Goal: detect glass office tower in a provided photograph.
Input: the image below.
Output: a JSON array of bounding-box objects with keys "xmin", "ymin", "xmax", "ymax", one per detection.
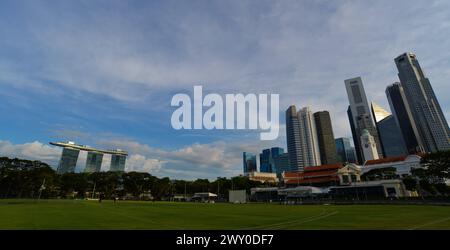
[
  {"xmin": 285, "ymin": 105, "xmax": 303, "ymax": 171},
  {"xmin": 273, "ymin": 153, "xmax": 292, "ymax": 176},
  {"xmin": 335, "ymin": 137, "xmax": 357, "ymax": 163},
  {"xmin": 395, "ymin": 52, "xmax": 450, "ymax": 152},
  {"xmin": 371, "ymin": 102, "xmax": 408, "ymax": 157},
  {"xmin": 259, "ymin": 147, "xmax": 284, "ymax": 173},
  {"xmin": 243, "ymin": 152, "xmax": 257, "ymax": 174},
  {"xmin": 386, "ymin": 82, "xmax": 424, "ymax": 153}
]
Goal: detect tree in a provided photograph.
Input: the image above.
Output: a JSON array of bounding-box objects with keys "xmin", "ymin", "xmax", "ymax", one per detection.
[
  {"xmin": 402, "ymin": 176, "xmax": 418, "ymax": 191},
  {"xmin": 60, "ymin": 173, "xmax": 89, "ymax": 198},
  {"xmin": 361, "ymin": 167, "xmax": 397, "ymax": 181},
  {"xmin": 420, "ymin": 150, "xmax": 450, "ymax": 180}
]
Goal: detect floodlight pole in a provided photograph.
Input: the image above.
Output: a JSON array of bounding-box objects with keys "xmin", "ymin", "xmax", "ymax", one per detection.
[
  {"xmin": 38, "ymin": 178, "xmax": 46, "ymax": 201},
  {"xmin": 92, "ymin": 182, "xmax": 96, "ymax": 199},
  {"xmin": 184, "ymin": 182, "xmax": 187, "ymax": 201}
]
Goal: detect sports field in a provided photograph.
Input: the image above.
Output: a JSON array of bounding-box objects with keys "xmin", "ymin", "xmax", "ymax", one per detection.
[{"xmin": 0, "ymin": 199, "xmax": 449, "ymax": 229}]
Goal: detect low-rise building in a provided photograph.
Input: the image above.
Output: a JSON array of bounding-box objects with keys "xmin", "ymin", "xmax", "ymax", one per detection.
[
  {"xmin": 247, "ymin": 172, "xmax": 278, "ymax": 183},
  {"xmin": 363, "ymin": 154, "xmax": 422, "ymax": 177},
  {"xmin": 330, "ymin": 179, "xmax": 415, "ymax": 198},
  {"xmin": 282, "ymin": 163, "xmax": 362, "ymax": 187},
  {"xmin": 191, "ymin": 192, "xmax": 218, "ymax": 202},
  {"xmin": 250, "ymin": 186, "xmax": 329, "ymax": 202}
]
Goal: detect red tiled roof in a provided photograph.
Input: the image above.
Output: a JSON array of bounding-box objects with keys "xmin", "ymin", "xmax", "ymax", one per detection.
[
  {"xmin": 284, "ymin": 164, "xmax": 342, "ymax": 177},
  {"xmin": 285, "ymin": 176, "xmax": 339, "ymax": 185},
  {"xmin": 303, "ymin": 163, "xmax": 342, "ymax": 172},
  {"xmin": 284, "ymin": 170, "xmax": 338, "ymax": 179},
  {"xmin": 364, "ymin": 155, "xmax": 407, "ymax": 166}
]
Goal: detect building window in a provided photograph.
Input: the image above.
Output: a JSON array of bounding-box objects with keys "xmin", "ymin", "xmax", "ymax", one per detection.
[
  {"xmin": 351, "ymin": 175, "xmax": 357, "ymax": 182},
  {"xmin": 351, "ymin": 85, "xmax": 363, "ymax": 103},
  {"xmin": 342, "ymin": 175, "xmax": 349, "ymax": 184}
]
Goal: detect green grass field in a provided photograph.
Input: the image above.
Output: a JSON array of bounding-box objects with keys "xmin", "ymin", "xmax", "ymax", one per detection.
[{"xmin": 1, "ymin": 199, "xmax": 450, "ymax": 229}]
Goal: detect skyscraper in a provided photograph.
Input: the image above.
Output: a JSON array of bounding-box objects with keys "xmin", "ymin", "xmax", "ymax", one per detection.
[
  {"xmin": 314, "ymin": 111, "xmax": 338, "ymax": 165},
  {"xmin": 259, "ymin": 149, "xmax": 272, "ymax": 173},
  {"xmin": 345, "ymin": 77, "xmax": 383, "ymax": 163},
  {"xmin": 56, "ymin": 147, "xmax": 80, "ymax": 174},
  {"xmin": 285, "ymin": 105, "xmax": 303, "ymax": 171},
  {"xmin": 346, "ymin": 106, "xmax": 361, "ymax": 163},
  {"xmin": 259, "ymin": 147, "xmax": 284, "ymax": 173},
  {"xmin": 298, "ymin": 107, "xmax": 321, "ymax": 167},
  {"xmin": 395, "ymin": 52, "xmax": 450, "ymax": 152},
  {"xmin": 386, "ymin": 82, "xmax": 424, "ymax": 153},
  {"xmin": 272, "ymin": 153, "xmax": 292, "ymax": 176},
  {"xmin": 371, "ymin": 102, "xmax": 408, "ymax": 157},
  {"xmin": 335, "ymin": 137, "xmax": 357, "ymax": 163},
  {"xmin": 243, "ymin": 152, "xmax": 257, "ymax": 174}
]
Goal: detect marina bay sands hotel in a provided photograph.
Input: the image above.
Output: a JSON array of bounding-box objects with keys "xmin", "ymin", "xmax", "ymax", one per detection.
[{"xmin": 50, "ymin": 141, "xmax": 128, "ymax": 174}]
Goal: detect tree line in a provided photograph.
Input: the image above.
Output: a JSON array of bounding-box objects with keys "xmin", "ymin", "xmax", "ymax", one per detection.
[
  {"xmin": 1, "ymin": 150, "xmax": 449, "ymax": 200},
  {"xmin": 0, "ymin": 157, "xmax": 269, "ymax": 200}
]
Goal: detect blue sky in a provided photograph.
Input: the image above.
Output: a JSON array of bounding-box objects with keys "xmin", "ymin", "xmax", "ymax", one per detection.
[{"xmin": 1, "ymin": 0, "xmax": 449, "ymax": 179}]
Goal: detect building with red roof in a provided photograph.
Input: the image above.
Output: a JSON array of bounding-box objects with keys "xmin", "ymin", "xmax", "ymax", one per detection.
[
  {"xmin": 282, "ymin": 163, "xmax": 362, "ymax": 187},
  {"xmin": 362, "ymin": 154, "xmax": 422, "ymax": 177}
]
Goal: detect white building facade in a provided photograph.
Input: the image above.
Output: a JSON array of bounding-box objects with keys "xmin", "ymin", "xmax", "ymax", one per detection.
[
  {"xmin": 361, "ymin": 129, "xmax": 379, "ymax": 161},
  {"xmin": 298, "ymin": 106, "xmax": 321, "ymax": 167}
]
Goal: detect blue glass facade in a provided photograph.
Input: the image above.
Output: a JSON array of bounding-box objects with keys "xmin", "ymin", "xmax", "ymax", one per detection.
[
  {"xmin": 335, "ymin": 137, "xmax": 357, "ymax": 163},
  {"xmin": 243, "ymin": 152, "xmax": 257, "ymax": 174},
  {"xmin": 273, "ymin": 153, "xmax": 292, "ymax": 176},
  {"xmin": 376, "ymin": 115, "xmax": 408, "ymax": 157},
  {"xmin": 259, "ymin": 147, "xmax": 284, "ymax": 173}
]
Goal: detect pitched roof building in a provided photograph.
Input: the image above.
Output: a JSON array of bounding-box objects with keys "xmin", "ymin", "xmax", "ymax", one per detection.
[{"xmin": 282, "ymin": 163, "xmax": 362, "ymax": 187}]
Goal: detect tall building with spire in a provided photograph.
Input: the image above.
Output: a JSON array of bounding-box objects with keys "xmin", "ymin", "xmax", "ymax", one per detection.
[
  {"xmin": 345, "ymin": 77, "xmax": 383, "ymax": 163},
  {"xmin": 395, "ymin": 52, "xmax": 450, "ymax": 152}
]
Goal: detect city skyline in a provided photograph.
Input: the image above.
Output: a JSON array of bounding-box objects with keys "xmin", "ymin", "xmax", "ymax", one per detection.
[{"xmin": 1, "ymin": 1, "xmax": 450, "ymax": 179}]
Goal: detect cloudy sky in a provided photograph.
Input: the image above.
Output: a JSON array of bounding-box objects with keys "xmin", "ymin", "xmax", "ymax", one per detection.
[{"xmin": 1, "ymin": 0, "xmax": 449, "ymax": 179}]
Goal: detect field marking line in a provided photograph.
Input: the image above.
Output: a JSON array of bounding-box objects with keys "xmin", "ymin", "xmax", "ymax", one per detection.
[
  {"xmin": 242, "ymin": 208, "xmax": 338, "ymax": 230},
  {"xmin": 268, "ymin": 211, "xmax": 340, "ymax": 230},
  {"xmin": 241, "ymin": 208, "xmax": 327, "ymax": 230},
  {"xmin": 408, "ymin": 216, "xmax": 450, "ymax": 230}
]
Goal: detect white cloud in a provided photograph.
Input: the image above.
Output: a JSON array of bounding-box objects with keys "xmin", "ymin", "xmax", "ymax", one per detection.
[
  {"xmin": 3, "ymin": 0, "xmax": 448, "ymax": 137},
  {"xmin": 0, "ymin": 1, "xmax": 449, "ymax": 178},
  {"xmin": 125, "ymin": 154, "xmax": 163, "ymax": 173},
  {"xmin": 0, "ymin": 140, "xmax": 61, "ymax": 163},
  {"xmin": 0, "ymin": 139, "xmax": 279, "ymax": 180},
  {"xmin": 96, "ymin": 138, "xmax": 281, "ymax": 179}
]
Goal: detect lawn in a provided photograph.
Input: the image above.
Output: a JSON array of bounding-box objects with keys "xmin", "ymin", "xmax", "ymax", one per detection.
[{"xmin": 0, "ymin": 199, "xmax": 449, "ymax": 229}]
